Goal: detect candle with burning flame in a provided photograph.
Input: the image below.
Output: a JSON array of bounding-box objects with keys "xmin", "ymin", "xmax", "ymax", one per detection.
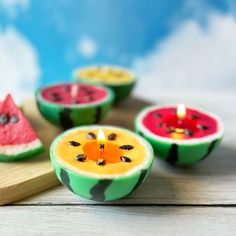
[
  {"xmin": 97, "ymin": 129, "xmax": 106, "ymax": 151},
  {"xmin": 135, "ymin": 103, "xmax": 224, "ymax": 165},
  {"xmin": 177, "ymin": 103, "xmax": 186, "ymax": 120}
]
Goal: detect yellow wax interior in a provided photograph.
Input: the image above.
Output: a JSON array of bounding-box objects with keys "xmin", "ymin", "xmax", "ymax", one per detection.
[
  {"xmin": 76, "ymin": 66, "xmax": 135, "ymax": 84},
  {"xmin": 55, "ymin": 128, "xmax": 146, "ymax": 175}
]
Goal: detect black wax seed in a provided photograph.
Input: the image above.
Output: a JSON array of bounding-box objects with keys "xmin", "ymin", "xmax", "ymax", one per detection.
[
  {"xmin": 100, "ymin": 144, "xmax": 105, "ymax": 149},
  {"xmin": 76, "ymin": 154, "xmax": 86, "ymax": 162},
  {"xmin": 184, "ymin": 129, "xmax": 193, "ymax": 136},
  {"xmin": 108, "ymin": 133, "xmax": 117, "ymax": 141},
  {"xmin": 87, "ymin": 132, "xmax": 96, "ymax": 139},
  {"xmin": 10, "ymin": 115, "xmax": 19, "ymax": 123},
  {"xmin": 0, "ymin": 113, "xmax": 9, "ymax": 125},
  {"xmin": 82, "ymin": 87, "xmax": 93, "ymax": 94},
  {"xmin": 157, "ymin": 122, "xmax": 166, "ymax": 127},
  {"xmin": 51, "ymin": 92, "xmax": 60, "ymax": 97},
  {"xmin": 190, "ymin": 114, "xmax": 199, "ymax": 119},
  {"xmin": 119, "ymin": 145, "xmax": 134, "ymax": 150},
  {"xmin": 197, "ymin": 124, "xmax": 209, "ymax": 130},
  {"xmin": 53, "ymin": 96, "xmax": 62, "ymax": 102},
  {"xmin": 71, "ymin": 99, "xmax": 80, "ymax": 104},
  {"xmin": 153, "ymin": 113, "xmax": 162, "ymax": 118},
  {"xmin": 84, "ymin": 90, "xmax": 93, "ymax": 95},
  {"xmin": 62, "ymin": 86, "xmax": 70, "ymax": 92},
  {"xmin": 167, "ymin": 126, "xmax": 175, "ymax": 133},
  {"xmin": 96, "ymin": 158, "xmax": 106, "ymax": 165},
  {"xmin": 51, "ymin": 92, "xmax": 62, "ymax": 101},
  {"xmin": 120, "ymin": 156, "xmax": 132, "ymax": 163},
  {"xmin": 69, "ymin": 141, "xmax": 81, "ymax": 146}
]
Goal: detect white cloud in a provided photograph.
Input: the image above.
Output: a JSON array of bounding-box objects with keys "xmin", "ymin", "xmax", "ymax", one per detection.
[
  {"xmin": 0, "ymin": 27, "xmax": 41, "ymax": 102},
  {"xmin": 133, "ymin": 13, "xmax": 236, "ymax": 99},
  {"xmin": 0, "ymin": 0, "xmax": 29, "ymax": 18},
  {"xmin": 77, "ymin": 36, "xmax": 97, "ymax": 58}
]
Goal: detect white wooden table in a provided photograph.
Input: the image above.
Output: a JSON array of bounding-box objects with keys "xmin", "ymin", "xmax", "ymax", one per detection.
[{"xmin": 1, "ymin": 91, "xmax": 236, "ymax": 236}]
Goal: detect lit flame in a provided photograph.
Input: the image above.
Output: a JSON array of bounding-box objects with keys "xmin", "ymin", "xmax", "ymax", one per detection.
[
  {"xmin": 97, "ymin": 129, "xmax": 106, "ymax": 145},
  {"xmin": 177, "ymin": 103, "xmax": 186, "ymax": 119}
]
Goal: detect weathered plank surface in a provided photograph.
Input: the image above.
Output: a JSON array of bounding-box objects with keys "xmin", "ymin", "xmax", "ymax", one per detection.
[
  {"xmin": 18, "ymin": 145, "xmax": 236, "ymax": 205},
  {"xmin": 0, "ymin": 206, "xmax": 235, "ymax": 236}
]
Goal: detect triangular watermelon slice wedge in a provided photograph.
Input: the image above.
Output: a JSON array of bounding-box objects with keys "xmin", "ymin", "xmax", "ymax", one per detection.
[{"xmin": 0, "ymin": 94, "xmax": 44, "ymax": 161}]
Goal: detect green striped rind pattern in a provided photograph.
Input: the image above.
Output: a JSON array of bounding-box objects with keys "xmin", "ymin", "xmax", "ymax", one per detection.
[
  {"xmin": 73, "ymin": 74, "xmax": 136, "ymax": 103},
  {"xmin": 50, "ymin": 126, "xmax": 154, "ymax": 201},
  {"xmin": 0, "ymin": 144, "xmax": 44, "ymax": 162},
  {"xmin": 135, "ymin": 131, "xmax": 222, "ymax": 165},
  {"xmin": 135, "ymin": 108, "xmax": 224, "ymax": 166},
  {"xmin": 51, "ymin": 156, "xmax": 152, "ymax": 201},
  {"xmin": 35, "ymin": 87, "xmax": 114, "ymax": 129}
]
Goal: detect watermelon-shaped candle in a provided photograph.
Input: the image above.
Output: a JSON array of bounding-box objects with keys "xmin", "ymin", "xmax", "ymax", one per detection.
[
  {"xmin": 135, "ymin": 104, "xmax": 224, "ymax": 166},
  {"xmin": 50, "ymin": 125, "xmax": 154, "ymax": 201},
  {"xmin": 36, "ymin": 83, "xmax": 114, "ymax": 129},
  {"xmin": 0, "ymin": 94, "xmax": 43, "ymax": 162},
  {"xmin": 73, "ymin": 65, "xmax": 136, "ymax": 103}
]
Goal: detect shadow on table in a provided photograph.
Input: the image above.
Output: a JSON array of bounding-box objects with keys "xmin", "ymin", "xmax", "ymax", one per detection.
[
  {"xmin": 105, "ymin": 163, "xmax": 181, "ymax": 209},
  {"xmin": 108, "ymin": 145, "xmax": 236, "ymax": 207},
  {"xmin": 157, "ymin": 144, "xmax": 236, "ymax": 176}
]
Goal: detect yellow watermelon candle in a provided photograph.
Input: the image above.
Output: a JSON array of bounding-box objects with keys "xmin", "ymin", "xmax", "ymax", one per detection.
[
  {"xmin": 73, "ymin": 65, "xmax": 136, "ymax": 103},
  {"xmin": 50, "ymin": 125, "xmax": 154, "ymax": 201}
]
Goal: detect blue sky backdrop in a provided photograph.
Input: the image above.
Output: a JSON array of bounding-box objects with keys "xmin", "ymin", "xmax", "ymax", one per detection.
[{"xmin": 0, "ymin": 0, "xmax": 235, "ymax": 101}]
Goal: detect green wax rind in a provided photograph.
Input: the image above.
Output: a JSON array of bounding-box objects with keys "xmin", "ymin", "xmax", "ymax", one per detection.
[
  {"xmin": 50, "ymin": 125, "xmax": 154, "ymax": 201},
  {"xmin": 107, "ymin": 81, "xmax": 136, "ymax": 103},
  {"xmin": 135, "ymin": 105, "xmax": 224, "ymax": 166},
  {"xmin": 52, "ymin": 158, "xmax": 151, "ymax": 201},
  {"xmin": 0, "ymin": 145, "xmax": 44, "ymax": 162},
  {"xmin": 35, "ymin": 85, "xmax": 114, "ymax": 129}
]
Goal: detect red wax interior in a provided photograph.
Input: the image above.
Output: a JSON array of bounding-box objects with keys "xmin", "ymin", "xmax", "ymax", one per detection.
[
  {"xmin": 143, "ymin": 107, "xmax": 218, "ymax": 139},
  {"xmin": 41, "ymin": 83, "xmax": 107, "ymax": 105},
  {"xmin": 0, "ymin": 94, "xmax": 37, "ymax": 145}
]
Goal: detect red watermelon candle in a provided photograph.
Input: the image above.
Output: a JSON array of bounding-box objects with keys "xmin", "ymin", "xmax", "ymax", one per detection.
[
  {"xmin": 135, "ymin": 104, "xmax": 224, "ymax": 166},
  {"xmin": 35, "ymin": 83, "xmax": 114, "ymax": 129}
]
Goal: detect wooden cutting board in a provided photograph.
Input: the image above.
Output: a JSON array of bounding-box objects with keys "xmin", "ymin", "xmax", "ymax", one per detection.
[{"xmin": 0, "ymin": 97, "xmax": 152, "ymax": 205}]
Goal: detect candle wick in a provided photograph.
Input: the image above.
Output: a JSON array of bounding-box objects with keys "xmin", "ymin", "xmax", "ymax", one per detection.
[
  {"xmin": 99, "ymin": 144, "xmax": 105, "ymax": 155},
  {"xmin": 178, "ymin": 118, "xmax": 182, "ymax": 125},
  {"xmin": 71, "ymin": 84, "xmax": 79, "ymax": 98}
]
